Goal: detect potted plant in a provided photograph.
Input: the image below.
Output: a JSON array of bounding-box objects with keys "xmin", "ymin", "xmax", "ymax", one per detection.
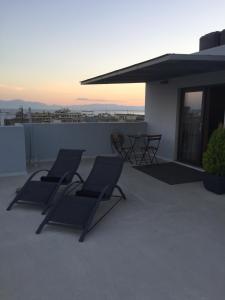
[{"xmin": 202, "ymin": 125, "xmax": 225, "ymax": 194}]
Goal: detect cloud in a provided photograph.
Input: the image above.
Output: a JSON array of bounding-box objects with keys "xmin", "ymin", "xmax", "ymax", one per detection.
[
  {"xmin": 76, "ymin": 97, "xmax": 113, "ymax": 103},
  {"xmin": 0, "ymin": 84, "xmax": 25, "ymax": 91},
  {"xmin": 76, "ymin": 97, "xmax": 89, "ymax": 101}
]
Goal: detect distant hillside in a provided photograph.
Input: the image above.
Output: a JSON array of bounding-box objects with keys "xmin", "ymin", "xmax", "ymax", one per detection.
[
  {"xmin": 0, "ymin": 99, "xmax": 60, "ymax": 110},
  {"xmin": 0, "ymin": 99, "xmax": 144, "ymax": 112}
]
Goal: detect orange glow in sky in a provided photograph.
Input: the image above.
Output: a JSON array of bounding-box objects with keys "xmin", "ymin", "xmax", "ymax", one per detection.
[{"xmin": 0, "ymin": 81, "xmax": 144, "ymax": 106}]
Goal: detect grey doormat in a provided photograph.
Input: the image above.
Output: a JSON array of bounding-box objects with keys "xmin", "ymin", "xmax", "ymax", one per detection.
[{"xmin": 134, "ymin": 162, "xmax": 204, "ymax": 185}]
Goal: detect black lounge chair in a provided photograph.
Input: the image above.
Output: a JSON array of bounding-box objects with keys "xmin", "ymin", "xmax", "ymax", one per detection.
[
  {"xmin": 6, "ymin": 149, "xmax": 84, "ymax": 211},
  {"xmin": 35, "ymin": 156, "xmax": 126, "ymax": 242}
]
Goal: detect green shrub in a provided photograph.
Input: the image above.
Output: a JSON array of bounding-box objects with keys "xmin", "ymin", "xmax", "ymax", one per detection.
[{"xmin": 203, "ymin": 126, "xmax": 225, "ymax": 176}]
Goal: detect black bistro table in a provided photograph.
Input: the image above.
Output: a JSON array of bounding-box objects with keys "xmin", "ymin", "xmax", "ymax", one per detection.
[{"xmin": 127, "ymin": 134, "xmax": 162, "ymax": 165}]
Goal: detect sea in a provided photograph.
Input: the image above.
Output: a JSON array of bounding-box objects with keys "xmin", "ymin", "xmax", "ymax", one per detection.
[{"xmin": 84, "ymin": 110, "xmax": 144, "ymax": 115}]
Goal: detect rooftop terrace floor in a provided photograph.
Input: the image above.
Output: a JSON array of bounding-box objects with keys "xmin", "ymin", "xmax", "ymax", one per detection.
[{"xmin": 1, "ymin": 159, "xmax": 225, "ymax": 300}]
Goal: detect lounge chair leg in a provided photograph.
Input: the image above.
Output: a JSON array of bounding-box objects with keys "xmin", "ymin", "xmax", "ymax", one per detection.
[
  {"xmin": 82, "ymin": 197, "xmax": 122, "ymax": 242},
  {"xmin": 78, "ymin": 203, "xmax": 100, "ymax": 243},
  {"xmin": 36, "ymin": 203, "xmax": 58, "ymax": 234},
  {"xmin": 115, "ymin": 185, "xmax": 126, "ymax": 200},
  {"xmin": 6, "ymin": 197, "xmax": 18, "ymax": 211},
  {"xmin": 36, "ymin": 222, "xmax": 45, "ymax": 234},
  {"xmin": 41, "ymin": 203, "xmax": 52, "ymax": 215},
  {"xmin": 36, "ymin": 215, "xmax": 50, "ymax": 234},
  {"xmin": 79, "ymin": 229, "xmax": 88, "ymax": 242}
]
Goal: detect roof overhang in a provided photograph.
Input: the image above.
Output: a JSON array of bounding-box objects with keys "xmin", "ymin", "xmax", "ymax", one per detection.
[{"xmin": 81, "ymin": 53, "xmax": 225, "ymax": 85}]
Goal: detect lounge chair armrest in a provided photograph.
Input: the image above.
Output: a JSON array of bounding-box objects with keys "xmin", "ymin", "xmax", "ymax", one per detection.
[
  {"xmin": 48, "ymin": 181, "xmax": 83, "ymax": 211},
  {"xmin": 96, "ymin": 184, "xmax": 126, "ymax": 201},
  {"xmin": 96, "ymin": 184, "xmax": 114, "ymax": 202},
  {"xmin": 47, "ymin": 171, "xmax": 76, "ymax": 194},
  {"xmin": 114, "ymin": 185, "xmax": 126, "ymax": 199},
  {"xmin": 16, "ymin": 169, "xmax": 49, "ymax": 195},
  {"xmin": 56, "ymin": 171, "xmax": 70, "ymax": 185},
  {"xmin": 26, "ymin": 169, "xmax": 49, "ymax": 183},
  {"xmin": 73, "ymin": 172, "xmax": 84, "ymax": 183},
  {"xmin": 63, "ymin": 181, "xmax": 84, "ymax": 196},
  {"xmin": 40, "ymin": 177, "xmax": 83, "ymax": 215}
]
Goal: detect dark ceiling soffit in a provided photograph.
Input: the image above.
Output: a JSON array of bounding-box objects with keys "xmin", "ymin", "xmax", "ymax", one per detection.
[
  {"xmin": 81, "ymin": 53, "xmax": 171, "ymax": 85},
  {"xmin": 81, "ymin": 53, "xmax": 225, "ymax": 85}
]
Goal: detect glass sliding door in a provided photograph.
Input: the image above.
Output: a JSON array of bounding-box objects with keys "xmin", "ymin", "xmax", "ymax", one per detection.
[{"xmin": 178, "ymin": 90, "xmax": 204, "ymax": 166}]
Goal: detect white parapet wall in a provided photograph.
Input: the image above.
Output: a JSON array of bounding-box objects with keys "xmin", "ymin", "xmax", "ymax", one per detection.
[
  {"xmin": 23, "ymin": 122, "xmax": 147, "ymax": 162},
  {"xmin": 0, "ymin": 125, "xmax": 27, "ymax": 176}
]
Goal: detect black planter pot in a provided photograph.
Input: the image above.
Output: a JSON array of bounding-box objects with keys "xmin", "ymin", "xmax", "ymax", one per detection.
[{"xmin": 203, "ymin": 172, "xmax": 225, "ymax": 194}]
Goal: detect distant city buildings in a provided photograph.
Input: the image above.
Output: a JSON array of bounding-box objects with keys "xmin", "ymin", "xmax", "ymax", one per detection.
[{"xmin": 1, "ymin": 107, "xmax": 144, "ymax": 125}]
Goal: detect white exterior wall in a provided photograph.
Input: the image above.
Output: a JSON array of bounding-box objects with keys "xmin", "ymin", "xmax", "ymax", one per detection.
[
  {"xmin": 145, "ymin": 82, "xmax": 178, "ymax": 160},
  {"xmin": 145, "ymin": 45, "xmax": 225, "ymax": 161},
  {"xmin": 0, "ymin": 122, "xmax": 147, "ymax": 175},
  {"xmin": 23, "ymin": 122, "xmax": 147, "ymax": 162}
]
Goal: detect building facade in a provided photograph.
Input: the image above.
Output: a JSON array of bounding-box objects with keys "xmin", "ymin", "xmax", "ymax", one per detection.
[{"xmin": 82, "ymin": 30, "xmax": 225, "ymax": 167}]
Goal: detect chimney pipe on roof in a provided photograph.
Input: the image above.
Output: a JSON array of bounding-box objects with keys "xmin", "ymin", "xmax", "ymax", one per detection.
[
  {"xmin": 220, "ymin": 29, "xmax": 225, "ymax": 46},
  {"xmin": 199, "ymin": 31, "xmax": 220, "ymax": 51}
]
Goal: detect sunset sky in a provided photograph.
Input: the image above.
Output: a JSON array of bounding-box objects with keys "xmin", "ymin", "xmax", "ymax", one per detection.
[{"xmin": 1, "ymin": 0, "xmax": 225, "ymax": 106}]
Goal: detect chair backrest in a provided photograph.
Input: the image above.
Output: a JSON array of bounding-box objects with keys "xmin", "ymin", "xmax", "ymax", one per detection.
[
  {"xmin": 148, "ymin": 134, "xmax": 162, "ymax": 141},
  {"xmin": 148, "ymin": 134, "xmax": 162, "ymax": 148},
  {"xmin": 48, "ymin": 149, "xmax": 84, "ymax": 182},
  {"xmin": 81, "ymin": 156, "xmax": 124, "ymax": 199},
  {"xmin": 111, "ymin": 133, "xmax": 125, "ymax": 152}
]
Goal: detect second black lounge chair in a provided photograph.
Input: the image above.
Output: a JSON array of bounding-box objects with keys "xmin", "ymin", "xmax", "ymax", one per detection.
[
  {"xmin": 36, "ymin": 156, "xmax": 126, "ymax": 242},
  {"xmin": 6, "ymin": 149, "xmax": 84, "ymax": 211}
]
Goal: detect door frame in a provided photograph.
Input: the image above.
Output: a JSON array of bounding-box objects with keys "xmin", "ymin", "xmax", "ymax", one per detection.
[{"xmin": 177, "ymin": 87, "xmax": 208, "ymax": 166}]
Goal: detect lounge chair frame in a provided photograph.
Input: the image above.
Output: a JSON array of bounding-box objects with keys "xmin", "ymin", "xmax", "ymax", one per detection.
[
  {"xmin": 36, "ymin": 181, "xmax": 126, "ymax": 242},
  {"xmin": 6, "ymin": 149, "xmax": 84, "ymax": 211}
]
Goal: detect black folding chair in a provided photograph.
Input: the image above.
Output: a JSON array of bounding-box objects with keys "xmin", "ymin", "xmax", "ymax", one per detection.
[
  {"xmin": 36, "ymin": 156, "xmax": 126, "ymax": 242},
  {"xmin": 141, "ymin": 135, "xmax": 162, "ymax": 164},
  {"xmin": 111, "ymin": 133, "xmax": 131, "ymax": 161},
  {"xmin": 6, "ymin": 149, "xmax": 85, "ymax": 211}
]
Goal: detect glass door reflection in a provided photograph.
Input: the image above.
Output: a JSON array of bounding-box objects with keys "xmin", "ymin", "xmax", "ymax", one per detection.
[{"xmin": 178, "ymin": 90, "xmax": 204, "ymax": 166}]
